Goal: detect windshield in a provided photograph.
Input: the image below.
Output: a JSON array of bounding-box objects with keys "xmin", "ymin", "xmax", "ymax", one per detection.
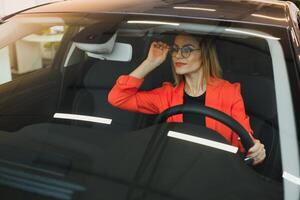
[{"xmin": 0, "ymin": 13, "xmax": 289, "ymax": 200}]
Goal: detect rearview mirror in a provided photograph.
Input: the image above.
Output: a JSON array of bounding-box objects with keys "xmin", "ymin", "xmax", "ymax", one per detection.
[{"xmin": 86, "ymin": 42, "xmax": 132, "ymax": 62}]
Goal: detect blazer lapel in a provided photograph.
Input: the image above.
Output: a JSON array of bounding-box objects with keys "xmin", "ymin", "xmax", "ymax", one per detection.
[
  {"xmin": 168, "ymin": 81, "xmax": 184, "ymax": 122},
  {"xmin": 205, "ymin": 78, "xmax": 222, "ymax": 130}
]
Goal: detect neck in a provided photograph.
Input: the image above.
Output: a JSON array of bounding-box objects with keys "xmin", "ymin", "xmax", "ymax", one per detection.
[{"xmin": 184, "ymin": 69, "xmax": 206, "ymax": 97}]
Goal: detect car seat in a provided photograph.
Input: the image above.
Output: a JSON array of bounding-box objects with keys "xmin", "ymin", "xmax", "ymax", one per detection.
[
  {"xmin": 216, "ymin": 37, "xmax": 282, "ymax": 181},
  {"xmin": 58, "ymin": 36, "xmax": 154, "ymax": 132}
]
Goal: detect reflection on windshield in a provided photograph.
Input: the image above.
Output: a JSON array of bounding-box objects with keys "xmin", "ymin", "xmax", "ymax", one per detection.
[
  {"xmin": 0, "ymin": 15, "xmax": 284, "ymax": 199},
  {"xmin": 53, "ymin": 113, "xmax": 112, "ymax": 124},
  {"xmin": 167, "ymin": 130, "xmax": 238, "ymax": 153}
]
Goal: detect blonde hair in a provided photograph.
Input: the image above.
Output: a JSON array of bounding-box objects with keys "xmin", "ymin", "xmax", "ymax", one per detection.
[{"xmin": 172, "ymin": 36, "xmax": 222, "ymax": 86}]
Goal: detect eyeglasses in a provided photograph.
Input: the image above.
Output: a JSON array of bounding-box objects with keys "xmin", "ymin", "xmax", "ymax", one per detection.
[{"xmin": 169, "ymin": 46, "xmax": 201, "ymax": 58}]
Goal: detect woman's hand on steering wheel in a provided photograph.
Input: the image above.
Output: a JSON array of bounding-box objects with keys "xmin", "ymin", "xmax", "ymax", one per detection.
[{"xmin": 247, "ymin": 139, "xmax": 266, "ymax": 165}]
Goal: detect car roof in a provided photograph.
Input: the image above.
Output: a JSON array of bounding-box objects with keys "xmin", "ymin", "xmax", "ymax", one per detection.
[{"xmin": 21, "ymin": 0, "xmax": 293, "ymax": 28}]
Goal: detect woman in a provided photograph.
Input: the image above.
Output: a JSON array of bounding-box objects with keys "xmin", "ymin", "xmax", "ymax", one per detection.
[{"xmin": 108, "ymin": 34, "xmax": 266, "ymax": 165}]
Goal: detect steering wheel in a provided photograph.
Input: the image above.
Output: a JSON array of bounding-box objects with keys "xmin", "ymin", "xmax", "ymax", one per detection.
[{"xmin": 154, "ymin": 104, "xmax": 254, "ymax": 152}]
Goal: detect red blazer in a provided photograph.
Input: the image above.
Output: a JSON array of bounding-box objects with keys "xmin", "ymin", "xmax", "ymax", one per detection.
[{"xmin": 108, "ymin": 75, "xmax": 254, "ymax": 152}]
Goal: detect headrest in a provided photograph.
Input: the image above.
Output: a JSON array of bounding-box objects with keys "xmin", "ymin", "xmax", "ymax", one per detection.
[
  {"xmin": 83, "ymin": 61, "xmax": 134, "ymax": 89},
  {"xmin": 216, "ymin": 38, "xmax": 273, "ymax": 79},
  {"xmin": 223, "ymin": 73, "xmax": 276, "ymax": 119}
]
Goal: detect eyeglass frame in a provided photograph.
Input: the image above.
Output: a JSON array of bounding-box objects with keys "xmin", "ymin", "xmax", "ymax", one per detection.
[{"xmin": 169, "ymin": 45, "xmax": 201, "ymax": 58}]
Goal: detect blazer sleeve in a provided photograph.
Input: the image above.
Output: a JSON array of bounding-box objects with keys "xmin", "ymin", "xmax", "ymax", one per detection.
[
  {"xmin": 230, "ymin": 83, "xmax": 255, "ymax": 151},
  {"xmin": 108, "ymin": 75, "xmax": 170, "ymax": 114}
]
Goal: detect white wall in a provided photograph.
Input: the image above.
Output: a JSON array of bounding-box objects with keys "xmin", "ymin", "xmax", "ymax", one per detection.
[
  {"xmin": 0, "ymin": 0, "xmax": 59, "ymax": 84},
  {"xmin": 0, "ymin": 47, "xmax": 12, "ymax": 84},
  {"xmin": 0, "ymin": 0, "xmax": 59, "ymax": 17}
]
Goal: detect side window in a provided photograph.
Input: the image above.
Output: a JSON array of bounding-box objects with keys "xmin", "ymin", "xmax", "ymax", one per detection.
[{"xmin": 0, "ymin": 25, "xmax": 67, "ymax": 85}]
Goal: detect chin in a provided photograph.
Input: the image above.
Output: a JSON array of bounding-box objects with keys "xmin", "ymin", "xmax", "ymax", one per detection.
[
  {"xmin": 175, "ymin": 66, "xmax": 202, "ymax": 76},
  {"xmin": 175, "ymin": 70, "xmax": 187, "ymax": 75},
  {"xmin": 175, "ymin": 68, "xmax": 193, "ymax": 75}
]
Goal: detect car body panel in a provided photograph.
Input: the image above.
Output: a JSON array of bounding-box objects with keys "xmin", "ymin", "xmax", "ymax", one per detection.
[
  {"xmin": 0, "ymin": 1, "xmax": 299, "ymax": 200},
  {"xmin": 20, "ymin": 0, "xmax": 290, "ymax": 27}
]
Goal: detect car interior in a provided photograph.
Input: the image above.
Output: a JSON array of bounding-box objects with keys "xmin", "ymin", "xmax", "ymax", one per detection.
[
  {"xmin": 0, "ymin": 18, "xmax": 285, "ymax": 199},
  {"xmin": 56, "ymin": 22, "xmax": 282, "ymax": 182}
]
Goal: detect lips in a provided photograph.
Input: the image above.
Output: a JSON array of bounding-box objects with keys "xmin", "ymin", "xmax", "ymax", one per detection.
[{"xmin": 175, "ymin": 62, "xmax": 187, "ymax": 67}]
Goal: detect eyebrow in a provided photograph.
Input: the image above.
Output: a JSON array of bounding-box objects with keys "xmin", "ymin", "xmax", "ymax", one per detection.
[{"xmin": 173, "ymin": 44, "xmax": 196, "ymax": 48}]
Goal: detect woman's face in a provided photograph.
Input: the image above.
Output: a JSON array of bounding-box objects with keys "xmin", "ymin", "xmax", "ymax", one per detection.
[{"xmin": 171, "ymin": 35, "xmax": 202, "ymax": 75}]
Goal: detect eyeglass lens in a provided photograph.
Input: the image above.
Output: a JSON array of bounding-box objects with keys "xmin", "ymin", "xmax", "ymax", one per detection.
[{"xmin": 171, "ymin": 46, "xmax": 193, "ymax": 58}]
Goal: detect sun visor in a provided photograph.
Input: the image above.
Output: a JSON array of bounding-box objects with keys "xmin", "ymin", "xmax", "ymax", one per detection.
[{"xmin": 72, "ymin": 22, "xmax": 118, "ymax": 54}]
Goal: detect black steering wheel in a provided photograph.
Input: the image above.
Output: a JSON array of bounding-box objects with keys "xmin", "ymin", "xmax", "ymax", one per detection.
[{"xmin": 154, "ymin": 104, "xmax": 254, "ymax": 152}]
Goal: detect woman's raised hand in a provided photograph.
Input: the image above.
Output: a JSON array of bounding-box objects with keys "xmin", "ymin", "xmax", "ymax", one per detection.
[
  {"xmin": 129, "ymin": 41, "xmax": 169, "ymax": 79},
  {"xmin": 144, "ymin": 41, "xmax": 170, "ymax": 70}
]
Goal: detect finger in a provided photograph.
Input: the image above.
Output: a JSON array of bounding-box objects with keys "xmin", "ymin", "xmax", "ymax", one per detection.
[
  {"xmin": 151, "ymin": 42, "xmax": 158, "ymax": 49},
  {"xmin": 251, "ymin": 148, "xmax": 266, "ymax": 165},
  {"xmin": 247, "ymin": 152, "xmax": 259, "ymax": 160},
  {"xmin": 256, "ymin": 149, "xmax": 265, "ymax": 161},
  {"xmin": 258, "ymin": 144, "xmax": 264, "ymax": 153},
  {"xmin": 253, "ymin": 154, "xmax": 265, "ymax": 165},
  {"xmin": 256, "ymin": 153, "xmax": 265, "ymax": 162},
  {"xmin": 252, "ymin": 155, "xmax": 262, "ymax": 165},
  {"xmin": 247, "ymin": 145, "xmax": 263, "ymax": 159},
  {"xmin": 157, "ymin": 43, "xmax": 164, "ymax": 50},
  {"xmin": 248, "ymin": 140, "xmax": 261, "ymax": 153},
  {"xmin": 161, "ymin": 43, "xmax": 168, "ymax": 50},
  {"xmin": 257, "ymin": 144, "xmax": 265, "ymax": 159},
  {"xmin": 249, "ymin": 145, "xmax": 264, "ymax": 158},
  {"xmin": 258, "ymin": 148, "xmax": 266, "ymax": 160},
  {"xmin": 158, "ymin": 41, "xmax": 167, "ymax": 47},
  {"xmin": 165, "ymin": 44, "xmax": 170, "ymax": 51},
  {"xmin": 158, "ymin": 41, "xmax": 165, "ymax": 45},
  {"xmin": 154, "ymin": 41, "xmax": 163, "ymax": 46},
  {"xmin": 248, "ymin": 143, "xmax": 259, "ymax": 155},
  {"xmin": 163, "ymin": 45, "xmax": 169, "ymax": 53},
  {"xmin": 256, "ymin": 142, "xmax": 264, "ymax": 154}
]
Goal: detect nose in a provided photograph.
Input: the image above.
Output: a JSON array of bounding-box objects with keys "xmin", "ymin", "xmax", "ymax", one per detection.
[{"xmin": 175, "ymin": 49, "xmax": 183, "ymax": 59}]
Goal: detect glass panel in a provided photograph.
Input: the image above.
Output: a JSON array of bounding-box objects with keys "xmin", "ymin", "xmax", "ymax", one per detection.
[
  {"xmin": 0, "ymin": 25, "xmax": 67, "ymax": 85},
  {"xmin": 0, "ymin": 14, "xmax": 288, "ymax": 198}
]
